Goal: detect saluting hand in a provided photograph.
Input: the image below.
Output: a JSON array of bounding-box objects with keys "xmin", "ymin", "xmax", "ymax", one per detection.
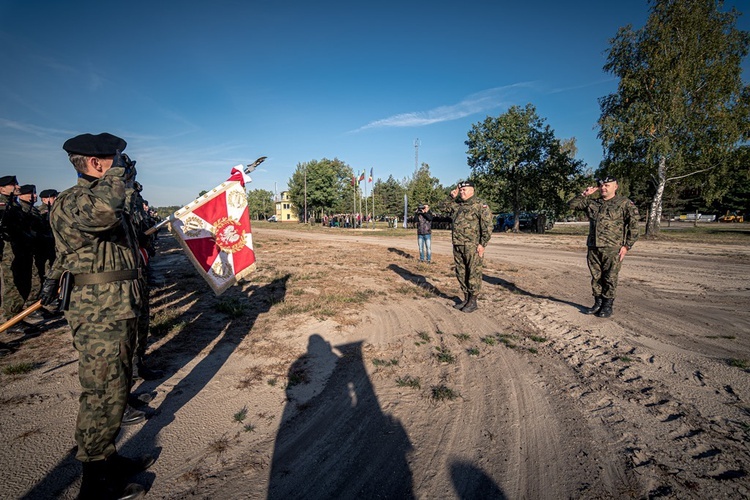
[{"xmin": 582, "ymin": 186, "xmax": 599, "ymax": 197}]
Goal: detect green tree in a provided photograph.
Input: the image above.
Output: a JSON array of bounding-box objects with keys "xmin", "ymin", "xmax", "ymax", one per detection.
[
  {"xmin": 373, "ymin": 175, "xmax": 405, "ymax": 218},
  {"xmin": 287, "ymin": 158, "xmax": 354, "ymax": 220},
  {"xmin": 598, "ymin": 0, "xmax": 749, "ymax": 236},
  {"xmin": 405, "ymin": 163, "xmax": 444, "ymax": 213},
  {"xmin": 466, "ymin": 104, "xmax": 586, "ymax": 231},
  {"xmin": 246, "ymin": 188, "xmax": 274, "ymax": 220}
]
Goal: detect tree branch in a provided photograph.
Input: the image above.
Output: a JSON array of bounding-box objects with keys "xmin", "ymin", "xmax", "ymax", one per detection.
[{"xmin": 665, "ymin": 164, "xmax": 719, "ymax": 182}]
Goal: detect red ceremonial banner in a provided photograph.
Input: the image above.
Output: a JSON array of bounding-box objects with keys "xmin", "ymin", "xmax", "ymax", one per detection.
[{"xmin": 169, "ymin": 167, "xmax": 256, "ymax": 295}]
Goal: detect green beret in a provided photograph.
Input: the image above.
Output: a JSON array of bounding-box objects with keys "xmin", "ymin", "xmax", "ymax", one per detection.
[
  {"xmin": 0, "ymin": 175, "xmax": 18, "ymax": 186},
  {"xmin": 63, "ymin": 132, "xmax": 126, "ymax": 156}
]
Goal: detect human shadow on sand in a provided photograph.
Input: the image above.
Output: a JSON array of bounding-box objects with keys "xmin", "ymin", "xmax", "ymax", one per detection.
[
  {"xmin": 482, "ymin": 274, "xmax": 585, "ymax": 311},
  {"xmin": 268, "ymin": 337, "xmax": 414, "ymax": 499},
  {"xmin": 450, "ymin": 460, "xmax": 507, "ymax": 499},
  {"xmin": 20, "ymin": 256, "xmax": 288, "ymax": 498},
  {"xmin": 387, "ymin": 264, "xmax": 452, "ymax": 300},
  {"xmin": 387, "ymin": 247, "xmax": 415, "ymax": 259}
]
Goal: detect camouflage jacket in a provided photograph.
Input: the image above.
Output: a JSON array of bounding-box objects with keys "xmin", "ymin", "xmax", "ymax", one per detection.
[
  {"xmin": 569, "ymin": 194, "xmax": 640, "ymax": 249},
  {"xmin": 447, "ymin": 195, "xmax": 493, "ymax": 247},
  {"xmin": 48, "ymin": 166, "xmax": 142, "ymax": 323}
]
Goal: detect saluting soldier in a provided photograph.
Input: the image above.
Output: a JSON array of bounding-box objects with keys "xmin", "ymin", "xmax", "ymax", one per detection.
[
  {"xmin": 0, "ymin": 175, "xmax": 29, "ymax": 331},
  {"xmin": 17, "ymin": 184, "xmax": 44, "ymax": 306},
  {"xmin": 447, "ymin": 181, "xmax": 493, "ymax": 313},
  {"xmin": 39, "ymin": 132, "xmax": 154, "ymax": 499},
  {"xmin": 37, "ymin": 189, "xmax": 58, "ymax": 273},
  {"xmin": 568, "ymin": 175, "xmax": 639, "ymax": 317}
]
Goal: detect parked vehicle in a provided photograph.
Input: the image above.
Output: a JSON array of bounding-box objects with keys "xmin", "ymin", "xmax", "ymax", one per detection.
[
  {"xmin": 719, "ymin": 211, "xmax": 744, "ymax": 223},
  {"xmin": 267, "ymin": 215, "xmax": 278, "ymax": 222}
]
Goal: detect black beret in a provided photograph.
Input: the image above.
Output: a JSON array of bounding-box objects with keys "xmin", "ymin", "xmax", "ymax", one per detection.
[
  {"xmin": 63, "ymin": 132, "xmax": 126, "ymax": 156},
  {"xmin": 19, "ymin": 184, "xmax": 36, "ymax": 195},
  {"xmin": 457, "ymin": 181, "xmax": 474, "ymax": 188},
  {"xmin": 39, "ymin": 189, "xmax": 59, "ymax": 198},
  {"xmin": 0, "ymin": 175, "xmax": 17, "ymax": 186},
  {"xmin": 597, "ymin": 176, "xmax": 618, "ymax": 184}
]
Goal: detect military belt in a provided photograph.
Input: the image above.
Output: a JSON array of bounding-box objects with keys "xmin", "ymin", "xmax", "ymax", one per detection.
[{"xmin": 73, "ymin": 268, "xmax": 141, "ymax": 286}]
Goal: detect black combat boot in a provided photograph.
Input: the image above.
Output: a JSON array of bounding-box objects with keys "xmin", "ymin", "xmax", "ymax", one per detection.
[
  {"xmin": 107, "ymin": 452, "xmax": 156, "ymax": 482},
  {"xmin": 596, "ymin": 298, "xmax": 614, "ymax": 318},
  {"xmin": 586, "ymin": 296, "xmax": 603, "ymax": 315},
  {"xmin": 79, "ymin": 460, "xmax": 146, "ymax": 500},
  {"xmin": 133, "ymin": 355, "xmax": 164, "ymax": 381},
  {"xmin": 462, "ymin": 294, "xmax": 478, "ymax": 313},
  {"xmin": 453, "ymin": 293, "xmax": 469, "ymax": 310},
  {"xmin": 121, "ymin": 405, "xmax": 146, "ymax": 426}
]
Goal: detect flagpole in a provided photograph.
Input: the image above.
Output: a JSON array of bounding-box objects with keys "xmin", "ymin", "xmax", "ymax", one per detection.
[
  {"xmin": 371, "ymin": 168, "xmax": 375, "ymax": 229},
  {"xmin": 364, "ymin": 177, "xmax": 368, "ymax": 228}
]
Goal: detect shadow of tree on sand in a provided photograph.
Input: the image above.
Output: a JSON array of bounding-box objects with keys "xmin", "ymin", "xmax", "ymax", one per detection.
[{"xmin": 268, "ymin": 337, "xmax": 414, "ymax": 499}]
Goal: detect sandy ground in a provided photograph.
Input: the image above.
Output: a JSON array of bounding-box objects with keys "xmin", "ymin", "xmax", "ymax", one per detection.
[{"xmin": 1, "ymin": 225, "xmax": 749, "ymax": 499}]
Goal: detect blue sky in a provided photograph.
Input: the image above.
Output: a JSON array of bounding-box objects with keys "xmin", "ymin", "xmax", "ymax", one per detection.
[{"xmin": 1, "ymin": 0, "xmax": 748, "ymax": 207}]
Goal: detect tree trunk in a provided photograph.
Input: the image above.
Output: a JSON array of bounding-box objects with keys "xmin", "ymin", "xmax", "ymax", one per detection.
[{"xmin": 646, "ymin": 156, "xmax": 667, "ymax": 237}]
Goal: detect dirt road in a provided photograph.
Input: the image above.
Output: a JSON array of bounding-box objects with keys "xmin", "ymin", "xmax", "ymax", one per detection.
[{"xmin": 1, "ymin": 227, "xmax": 749, "ymax": 499}]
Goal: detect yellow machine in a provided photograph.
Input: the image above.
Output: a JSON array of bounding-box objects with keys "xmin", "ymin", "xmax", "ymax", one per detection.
[{"xmin": 719, "ymin": 211, "xmax": 745, "ymax": 223}]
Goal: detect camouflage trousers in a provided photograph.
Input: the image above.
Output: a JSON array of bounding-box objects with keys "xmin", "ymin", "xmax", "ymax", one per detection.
[
  {"xmin": 136, "ymin": 278, "xmax": 150, "ymax": 358},
  {"xmin": 1, "ymin": 243, "xmax": 31, "ymax": 317},
  {"xmin": 453, "ymin": 244, "xmax": 483, "ymax": 295},
  {"xmin": 586, "ymin": 246, "xmax": 622, "ymax": 299},
  {"xmin": 71, "ymin": 317, "xmax": 137, "ymax": 462}
]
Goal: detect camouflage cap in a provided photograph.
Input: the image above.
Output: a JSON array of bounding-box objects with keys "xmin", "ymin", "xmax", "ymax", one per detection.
[{"xmin": 63, "ymin": 132, "xmax": 126, "ymax": 156}]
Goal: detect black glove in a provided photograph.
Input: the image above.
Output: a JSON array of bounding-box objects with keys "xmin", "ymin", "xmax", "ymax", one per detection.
[{"xmin": 39, "ymin": 278, "xmax": 58, "ymax": 306}]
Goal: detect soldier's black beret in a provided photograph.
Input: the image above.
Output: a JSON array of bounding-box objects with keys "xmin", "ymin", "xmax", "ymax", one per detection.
[
  {"xmin": 0, "ymin": 175, "xmax": 18, "ymax": 186},
  {"xmin": 62, "ymin": 132, "xmax": 126, "ymax": 156},
  {"xmin": 39, "ymin": 189, "xmax": 59, "ymax": 198},
  {"xmin": 19, "ymin": 184, "xmax": 36, "ymax": 195},
  {"xmin": 597, "ymin": 176, "xmax": 617, "ymax": 184},
  {"xmin": 457, "ymin": 181, "xmax": 474, "ymax": 188}
]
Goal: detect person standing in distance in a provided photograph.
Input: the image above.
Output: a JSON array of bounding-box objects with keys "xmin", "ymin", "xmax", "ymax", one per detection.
[
  {"xmin": 568, "ymin": 175, "xmax": 639, "ymax": 318},
  {"xmin": 415, "ymin": 203, "xmax": 433, "ymax": 263},
  {"xmin": 447, "ymin": 181, "xmax": 492, "ymax": 313},
  {"xmin": 39, "ymin": 132, "xmax": 154, "ymax": 499}
]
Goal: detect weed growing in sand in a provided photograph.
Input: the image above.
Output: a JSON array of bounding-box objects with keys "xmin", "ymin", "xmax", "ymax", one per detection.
[
  {"xmin": 372, "ymin": 358, "xmax": 399, "ymax": 367},
  {"xmin": 529, "ymin": 335, "xmax": 547, "ymax": 343},
  {"xmin": 216, "ymin": 297, "xmax": 247, "ymax": 318},
  {"xmin": 434, "ymin": 346, "xmax": 456, "ymax": 364},
  {"xmin": 481, "ymin": 336, "xmax": 497, "ymax": 346},
  {"xmin": 467, "ymin": 347, "xmax": 480, "ymax": 356},
  {"xmin": 233, "ymin": 406, "xmax": 248, "ymax": 423},
  {"xmin": 728, "ymin": 359, "xmax": 750, "ymax": 371},
  {"xmin": 267, "ymin": 377, "xmax": 278, "ymax": 386},
  {"xmin": 287, "ymin": 365, "xmax": 309, "ymax": 387},
  {"xmin": 417, "ymin": 331, "xmax": 431, "ymax": 344},
  {"xmin": 208, "ymin": 434, "xmax": 232, "ymax": 456},
  {"xmin": 151, "ymin": 309, "xmax": 185, "ymax": 337},
  {"xmin": 616, "ymin": 355, "xmax": 633, "ymax": 363},
  {"xmin": 528, "ymin": 347, "xmax": 538, "ymax": 354},
  {"xmin": 431, "ymin": 384, "xmax": 459, "ymax": 402},
  {"xmin": 497, "ymin": 334, "xmax": 517, "ymax": 349},
  {"xmin": 243, "ymin": 423, "xmax": 256, "ymax": 433},
  {"xmin": 2, "ymin": 362, "xmax": 34, "ymax": 375},
  {"xmin": 453, "ymin": 333, "xmax": 471, "ymax": 342},
  {"xmin": 396, "ymin": 375, "xmax": 421, "ymax": 389}
]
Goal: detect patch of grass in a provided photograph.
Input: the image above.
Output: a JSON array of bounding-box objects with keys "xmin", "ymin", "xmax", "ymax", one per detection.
[
  {"xmin": 216, "ymin": 297, "xmax": 247, "ymax": 318},
  {"xmin": 617, "ymin": 355, "xmax": 633, "ymax": 363},
  {"xmin": 481, "ymin": 336, "xmax": 497, "ymax": 346},
  {"xmin": 150, "ymin": 309, "xmax": 184, "ymax": 337},
  {"xmin": 415, "ymin": 331, "xmax": 430, "ymax": 345},
  {"xmin": 529, "ymin": 335, "xmax": 547, "ymax": 343},
  {"xmin": 431, "ymin": 384, "xmax": 459, "ymax": 402},
  {"xmin": 233, "ymin": 406, "xmax": 248, "ymax": 423},
  {"xmin": 453, "ymin": 333, "xmax": 471, "ymax": 342},
  {"xmin": 528, "ymin": 347, "xmax": 538, "ymax": 354},
  {"xmin": 243, "ymin": 423, "xmax": 256, "ymax": 433},
  {"xmin": 287, "ymin": 365, "xmax": 309, "ymax": 387},
  {"xmin": 372, "ymin": 358, "xmax": 399, "ymax": 367},
  {"xmin": 2, "ymin": 362, "xmax": 35, "ymax": 375},
  {"xmin": 497, "ymin": 334, "xmax": 517, "ymax": 349},
  {"xmin": 728, "ymin": 358, "xmax": 750, "ymax": 371},
  {"xmin": 267, "ymin": 377, "xmax": 278, "ymax": 386},
  {"xmin": 467, "ymin": 347, "xmax": 480, "ymax": 356},
  {"xmin": 434, "ymin": 346, "xmax": 456, "ymax": 364},
  {"xmin": 396, "ymin": 375, "xmax": 421, "ymax": 389}
]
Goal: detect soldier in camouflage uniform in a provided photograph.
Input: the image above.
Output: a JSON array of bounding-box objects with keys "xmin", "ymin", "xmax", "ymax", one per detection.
[
  {"xmin": 37, "ymin": 189, "xmax": 58, "ymax": 277},
  {"xmin": 0, "ymin": 175, "xmax": 35, "ymax": 333},
  {"xmin": 447, "ymin": 181, "xmax": 493, "ymax": 313},
  {"xmin": 17, "ymin": 184, "xmax": 43, "ymax": 306},
  {"xmin": 39, "ymin": 133, "xmax": 153, "ymax": 499},
  {"xmin": 568, "ymin": 175, "xmax": 639, "ymax": 318}
]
